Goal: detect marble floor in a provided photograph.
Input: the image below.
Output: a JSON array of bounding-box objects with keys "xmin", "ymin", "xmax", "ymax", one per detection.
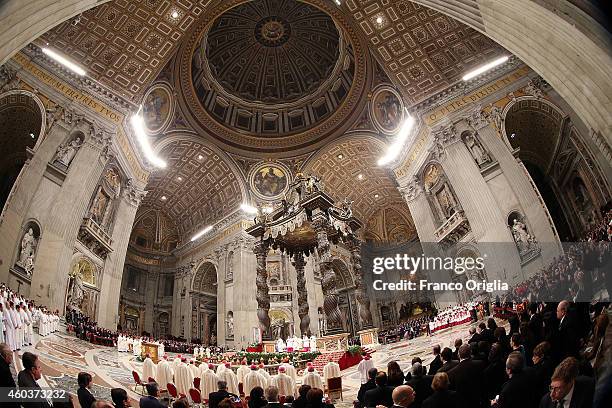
[{"xmin": 11, "ymin": 319, "xmax": 489, "ymax": 407}]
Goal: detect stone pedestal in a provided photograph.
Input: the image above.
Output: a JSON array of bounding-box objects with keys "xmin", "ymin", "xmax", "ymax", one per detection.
[
  {"xmin": 357, "ymin": 328, "xmax": 379, "ymax": 347},
  {"xmin": 316, "ymin": 332, "xmax": 349, "ymax": 352}
]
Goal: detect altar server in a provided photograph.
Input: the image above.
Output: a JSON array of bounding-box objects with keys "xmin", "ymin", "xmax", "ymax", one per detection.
[
  {"xmin": 272, "ymin": 366, "xmax": 295, "ymax": 397},
  {"xmin": 157, "ymin": 355, "xmax": 174, "ymax": 390},
  {"xmin": 243, "ymin": 364, "xmax": 267, "ymax": 395},
  {"xmin": 19, "ymin": 304, "xmax": 31, "ymax": 346},
  {"xmin": 0, "ymin": 303, "xmax": 5, "ymax": 344},
  {"xmin": 357, "ymin": 354, "xmax": 374, "ymax": 384},
  {"xmin": 202, "ymin": 364, "xmax": 220, "ymax": 399},
  {"xmin": 219, "ymin": 362, "xmax": 239, "ymax": 395},
  {"xmin": 323, "ymin": 361, "xmax": 341, "ymax": 383},
  {"xmin": 173, "ymin": 354, "xmax": 182, "ymax": 371},
  {"xmin": 301, "ymin": 366, "xmax": 323, "ymax": 389},
  {"xmin": 26, "ymin": 305, "xmax": 34, "ymax": 345},
  {"xmin": 143, "ymin": 354, "xmax": 157, "ymax": 382},
  {"xmin": 12, "ymin": 303, "xmax": 23, "ymax": 349},
  {"xmin": 309, "ymin": 335, "xmax": 317, "ymax": 351}
]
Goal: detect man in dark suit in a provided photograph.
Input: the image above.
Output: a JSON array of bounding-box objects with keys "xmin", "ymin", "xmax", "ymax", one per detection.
[
  {"xmin": 139, "ymin": 382, "xmax": 165, "ymax": 408},
  {"xmin": 428, "ymin": 345, "xmax": 443, "ymax": 375},
  {"xmin": 452, "ymin": 339, "xmax": 462, "ymax": 361},
  {"xmin": 438, "ymin": 348, "xmax": 458, "ymax": 373},
  {"xmin": 0, "ymin": 343, "xmax": 18, "ymax": 408},
  {"xmin": 468, "ymin": 327, "xmax": 482, "ymax": 344},
  {"xmin": 405, "ymin": 363, "xmax": 433, "ymax": 408},
  {"xmin": 358, "ymin": 368, "xmax": 378, "ymax": 406},
  {"xmin": 17, "ymin": 352, "xmax": 50, "ymax": 408},
  {"xmin": 556, "ymin": 301, "xmax": 580, "ymax": 360},
  {"xmin": 539, "ymin": 357, "xmax": 595, "ymax": 408},
  {"xmin": 391, "ymin": 385, "xmax": 416, "ymax": 408},
  {"xmin": 447, "ymin": 344, "xmax": 486, "ymax": 408},
  {"xmin": 493, "ymin": 352, "xmax": 537, "ymax": 408},
  {"xmin": 263, "ymin": 386, "xmax": 283, "ymax": 408},
  {"xmin": 77, "ymin": 372, "xmax": 96, "ymax": 408},
  {"xmin": 364, "ymin": 372, "xmax": 395, "ymax": 408},
  {"xmin": 209, "ymin": 380, "xmax": 238, "ymax": 408}
]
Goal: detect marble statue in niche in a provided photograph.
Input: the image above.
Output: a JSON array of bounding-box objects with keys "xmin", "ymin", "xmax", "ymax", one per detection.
[
  {"xmin": 17, "ymin": 228, "xmax": 38, "ymax": 276},
  {"xmin": 508, "ymin": 212, "xmax": 539, "ymax": 259},
  {"xmin": 88, "ymin": 168, "xmax": 121, "ymax": 228},
  {"xmin": 226, "ymin": 312, "xmax": 234, "ymax": 338},
  {"xmin": 423, "ymin": 163, "xmax": 441, "ymax": 191},
  {"xmin": 67, "ymin": 268, "xmax": 85, "ymax": 310},
  {"xmin": 435, "ymin": 186, "xmax": 457, "ymax": 219},
  {"xmin": 226, "ymin": 251, "xmax": 234, "ymax": 280},
  {"xmin": 54, "ymin": 137, "xmax": 83, "ymax": 168},
  {"xmin": 462, "ymin": 132, "xmax": 491, "ymax": 166}
]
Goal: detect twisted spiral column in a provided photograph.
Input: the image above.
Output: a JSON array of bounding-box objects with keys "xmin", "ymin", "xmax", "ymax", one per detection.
[
  {"xmin": 293, "ymin": 252, "xmax": 311, "ymax": 336},
  {"xmin": 254, "ymin": 240, "xmax": 271, "ymax": 339},
  {"xmin": 348, "ymin": 236, "xmax": 373, "ymax": 329}
]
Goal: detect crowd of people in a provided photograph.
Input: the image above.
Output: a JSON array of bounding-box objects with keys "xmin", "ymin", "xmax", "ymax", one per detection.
[{"xmin": 1, "ymin": 283, "xmax": 60, "ymax": 352}]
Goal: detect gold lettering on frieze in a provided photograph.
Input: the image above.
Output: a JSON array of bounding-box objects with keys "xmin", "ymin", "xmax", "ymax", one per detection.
[
  {"xmin": 393, "ymin": 128, "xmax": 428, "ymax": 178},
  {"xmin": 13, "ymin": 52, "xmax": 148, "ymax": 182}
]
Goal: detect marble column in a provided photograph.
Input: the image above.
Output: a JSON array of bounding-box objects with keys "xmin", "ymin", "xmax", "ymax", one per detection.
[
  {"xmin": 312, "ymin": 210, "xmax": 342, "ymax": 333},
  {"xmin": 292, "ymin": 252, "xmax": 310, "ymax": 336},
  {"xmin": 347, "ymin": 236, "xmax": 373, "ymax": 329},
  {"xmin": 253, "ymin": 240, "xmax": 270, "ymax": 339}
]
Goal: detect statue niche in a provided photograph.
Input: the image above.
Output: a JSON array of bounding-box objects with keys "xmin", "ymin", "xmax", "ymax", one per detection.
[
  {"xmin": 508, "ymin": 211, "xmax": 540, "ymax": 262},
  {"xmin": 87, "ymin": 167, "xmax": 122, "ymax": 230},
  {"xmin": 14, "ymin": 222, "xmax": 41, "ymax": 278},
  {"xmin": 66, "ymin": 257, "xmax": 97, "ymax": 317},
  {"xmin": 422, "ymin": 162, "xmax": 461, "ymax": 225},
  {"xmin": 461, "ymin": 130, "xmax": 491, "ymax": 167},
  {"xmin": 52, "ymin": 131, "xmax": 84, "ymax": 170}
]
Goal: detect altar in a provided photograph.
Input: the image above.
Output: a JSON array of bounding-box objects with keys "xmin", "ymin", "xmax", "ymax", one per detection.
[{"xmin": 142, "ymin": 342, "xmax": 162, "ymax": 363}]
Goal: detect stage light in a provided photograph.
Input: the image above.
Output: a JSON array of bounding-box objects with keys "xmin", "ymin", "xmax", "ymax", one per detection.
[
  {"xmin": 42, "ymin": 48, "xmax": 86, "ymax": 76},
  {"xmin": 130, "ymin": 113, "xmax": 167, "ymax": 168},
  {"xmin": 377, "ymin": 113, "xmax": 415, "ymax": 166},
  {"xmin": 241, "ymin": 203, "xmax": 258, "ymax": 215},
  {"xmin": 191, "ymin": 225, "xmax": 213, "ymax": 242},
  {"xmin": 462, "ymin": 56, "xmax": 508, "ymax": 81}
]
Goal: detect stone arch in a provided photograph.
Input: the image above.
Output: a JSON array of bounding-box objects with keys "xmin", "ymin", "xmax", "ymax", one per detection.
[
  {"xmin": 191, "ymin": 261, "xmax": 218, "ymax": 295},
  {"xmin": 331, "ymin": 258, "xmax": 353, "ymax": 290},
  {"xmin": 0, "ymin": 90, "xmax": 46, "ymax": 214},
  {"xmin": 419, "ymin": 161, "xmax": 461, "ymax": 226}
]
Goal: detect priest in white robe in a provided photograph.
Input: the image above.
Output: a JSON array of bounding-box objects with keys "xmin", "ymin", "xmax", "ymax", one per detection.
[
  {"xmin": 189, "ymin": 360, "xmax": 199, "ymax": 379},
  {"xmin": 193, "ymin": 346, "xmax": 200, "ymax": 359},
  {"xmin": 156, "ymin": 355, "xmax": 174, "ymax": 390},
  {"xmin": 357, "ymin": 355, "xmax": 374, "ymax": 384},
  {"xmin": 201, "ymin": 364, "xmax": 219, "ymax": 399},
  {"xmin": 198, "ymin": 360, "xmax": 210, "ymax": 380},
  {"xmin": 237, "ymin": 360, "xmax": 250, "ymax": 385},
  {"xmin": 219, "ymin": 362, "xmax": 239, "ymax": 395},
  {"xmin": 173, "ymin": 355, "xmax": 182, "ymax": 371},
  {"xmin": 258, "ymin": 363, "xmax": 271, "ymax": 386},
  {"xmin": 309, "ymin": 335, "xmax": 317, "ymax": 352},
  {"xmin": 216, "ymin": 361, "xmax": 227, "ymax": 376},
  {"xmin": 142, "ymin": 354, "xmax": 157, "ymax": 382},
  {"xmin": 0, "ymin": 303, "xmax": 5, "ymax": 344},
  {"xmin": 12, "ymin": 304, "xmax": 23, "ymax": 349},
  {"xmin": 175, "ymin": 358, "xmax": 194, "ymax": 396},
  {"xmin": 280, "ymin": 359, "xmax": 297, "ymax": 384},
  {"xmin": 243, "ymin": 365, "xmax": 267, "ymax": 395},
  {"xmin": 301, "ymin": 366, "xmax": 323, "ymax": 389},
  {"xmin": 323, "ymin": 361, "xmax": 341, "ymax": 383},
  {"xmin": 25, "ymin": 306, "xmax": 34, "ymax": 345},
  {"xmin": 271, "ymin": 366, "xmax": 295, "ymax": 397}
]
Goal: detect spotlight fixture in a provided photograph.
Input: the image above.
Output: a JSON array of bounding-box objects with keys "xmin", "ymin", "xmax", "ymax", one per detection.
[
  {"xmin": 42, "ymin": 48, "xmax": 86, "ymax": 76},
  {"xmin": 334, "ymin": 0, "xmax": 342, "ymax": 5},
  {"xmin": 191, "ymin": 225, "xmax": 213, "ymax": 242},
  {"xmin": 161, "ymin": 195, "xmax": 167, "ymax": 201},
  {"xmin": 177, "ymin": 176, "xmax": 183, "ymax": 182},
  {"xmin": 376, "ymin": 16, "xmax": 383, "ymax": 24},
  {"xmin": 197, "ymin": 154, "xmax": 204, "ymax": 160},
  {"xmin": 130, "ymin": 113, "xmax": 167, "ymax": 168},
  {"xmin": 378, "ymin": 112, "xmax": 415, "ymax": 166},
  {"xmin": 171, "ymin": 10, "xmax": 179, "ymax": 19},
  {"xmin": 462, "ymin": 56, "xmax": 509, "ymax": 81},
  {"xmin": 374, "ymin": 194, "xmax": 379, "ymax": 199},
  {"xmin": 510, "ymin": 133, "xmax": 516, "ymax": 139},
  {"xmin": 337, "ymin": 154, "xmax": 343, "ymax": 159},
  {"xmin": 240, "ymin": 203, "xmax": 258, "ymax": 215}
]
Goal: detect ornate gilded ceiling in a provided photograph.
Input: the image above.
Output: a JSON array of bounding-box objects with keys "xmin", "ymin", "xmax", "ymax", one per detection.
[
  {"xmin": 142, "ymin": 139, "xmax": 244, "ymax": 239},
  {"xmin": 204, "ymin": 0, "xmax": 339, "ymax": 104}
]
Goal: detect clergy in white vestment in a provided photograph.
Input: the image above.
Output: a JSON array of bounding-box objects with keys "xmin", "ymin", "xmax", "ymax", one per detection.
[
  {"xmin": 302, "ymin": 336, "xmax": 310, "ymax": 351},
  {"xmin": 357, "ymin": 355, "xmax": 374, "ymax": 384},
  {"xmin": 189, "ymin": 360, "xmax": 199, "ymax": 379},
  {"xmin": 323, "ymin": 361, "xmax": 341, "ymax": 385},
  {"xmin": 173, "ymin": 355, "xmax": 182, "ymax": 371},
  {"xmin": 271, "ymin": 366, "xmax": 295, "ymax": 397},
  {"xmin": 216, "ymin": 361, "xmax": 227, "ymax": 376},
  {"xmin": 309, "ymin": 336, "xmax": 317, "ymax": 352},
  {"xmin": 243, "ymin": 365, "xmax": 267, "ymax": 395},
  {"xmin": 258, "ymin": 363, "xmax": 271, "ymax": 386},
  {"xmin": 25, "ymin": 306, "xmax": 34, "ymax": 345},
  {"xmin": 142, "ymin": 354, "xmax": 157, "ymax": 382},
  {"xmin": 159, "ymin": 343, "xmax": 165, "ymax": 358},
  {"xmin": 197, "ymin": 360, "xmax": 210, "ymax": 379},
  {"xmin": 0, "ymin": 303, "xmax": 5, "ymax": 344},
  {"xmin": 133, "ymin": 338, "xmax": 142, "ymax": 357},
  {"xmin": 201, "ymin": 364, "xmax": 220, "ymax": 399},
  {"xmin": 301, "ymin": 366, "xmax": 323, "ymax": 390},
  {"xmin": 193, "ymin": 346, "xmax": 200, "ymax": 359},
  {"xmin": 280, "ymin": 360, "xmax": 297, "ymax": 383},
  {"xmin": 236, "ymin": 360, "xmax": 250, "ymax": 385},
  {"xmin": 219, "ymin": 362, "xmax": 239, "ymax": 395},
  {"xmin": 156, "ymin": 355, "xmax": 173, "ymax": 390},
  {"xmin": 175, "ymin": 358, "xmax": 194, "ymax": 396},
  {"xmin": 12, "ymin": 304, "xmax": 23, "ymax": 349},
  {"xmin": 286, "ymin": 337, "xmax": 294, "ymax": 352}
]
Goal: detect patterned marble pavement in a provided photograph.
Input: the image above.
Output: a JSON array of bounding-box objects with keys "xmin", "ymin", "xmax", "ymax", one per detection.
[{"xmin": 10, "ymin": 319, "xmax": 499, "ymax": 406}]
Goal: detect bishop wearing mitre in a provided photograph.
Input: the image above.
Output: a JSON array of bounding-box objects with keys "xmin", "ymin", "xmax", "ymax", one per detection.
[
  {"xmin": 202, "ymin": 364, "xmax": 220, "ymax": 399},
  {"xmin": 219, "ymin": 362, "xmax": 239, "ymax": 395},
  {"xmin": 198, "ymin": 359, "xmax": 210, "ymax": 380},
  {"xmin": 189, "ymin": 359, "xmax": 199, "ymax": 379},
  {"xmin": 244, "ymin": 364, "xmax": 267, "ymax": 395},
  {"xmin": 301, "ymin": 365, "xmax": 323, "ymax": 390},
  {"xmin": 272, "ymin": 366, "xmax": 295, "ymax": 397},
  {"xmin": 258, "ymin": 363, "xmax": 271, "ymax": 386}
]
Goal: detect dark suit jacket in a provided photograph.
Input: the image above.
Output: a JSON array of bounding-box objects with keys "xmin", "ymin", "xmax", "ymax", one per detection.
[
  {"xmin": 422, "ymin": 389, "xmax": 464, "ymax": 408},
  {"xmin": 496, "ymin": 371, "xmax": 538, "ymax": 408},
  {"xmin": 364, "ymin": 385, "xmax": 394, "ymax": 408},
  {"xmin": 557, "ymin": 315, "xmax": 580, "ymax": 360},
  {"xmin": 17, "ymin": 370, "xmax": 51, "ymax": 408},
  {"xmin": 438, "ymin": 360, "xmax": 458, "ymax": 373},
  {"xmin": 483, "ymin": 360, "xmax": 507, "ymax": 399},
  {"xmin": 139, "ymin": 395, "xmax": 165, "ymax": 408},
  {"xmin": 405, "ymin": 375, "xmax": 434, "ymax": 408},
  {"xmin": 538, "ymin": 376, "xmax": 595, "ymax": 408},
  {"xmin": 428, "ymin": 355, "xmax": 443, "ymax": 375},
  {"xmin": 209, "ymin": 390, "xmax": 238, "ymax": 408},
  {"xmin": 78, "ymin": 387, "xmax": 96, "ymax": 408},
  {"xmin": 262, "ymin": 403, "xmax": 283, "ymax": 408},
  {"xmin": 447, "ymin": 359, "xmax": 486, "ymax": 408},
  {"xmin": 358, "ymin": 379, "xmax": 377, "ymax": 403},
  {"xmin": 0, "ymin": 357, "xmax": 16, "ymax": 387}
]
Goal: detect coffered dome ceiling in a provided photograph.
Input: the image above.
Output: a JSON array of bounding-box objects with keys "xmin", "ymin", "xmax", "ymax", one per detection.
[{"xmin": 203, "ymin": 0, "xmax": 340, "ymax": 104}]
